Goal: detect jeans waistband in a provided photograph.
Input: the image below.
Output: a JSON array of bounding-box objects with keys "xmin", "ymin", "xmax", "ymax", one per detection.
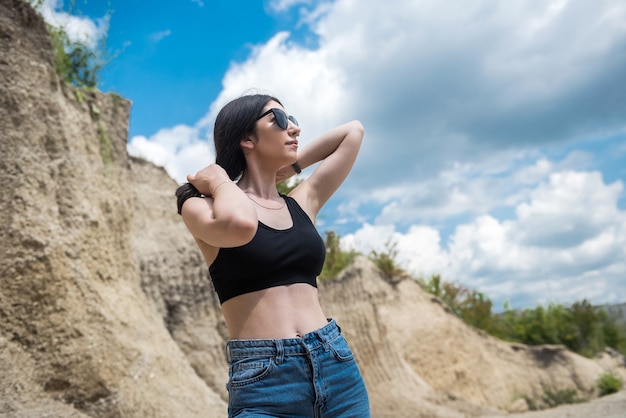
[{"xmin": 225, "ymin": 319, "xmax": 341, "ymax": 363}]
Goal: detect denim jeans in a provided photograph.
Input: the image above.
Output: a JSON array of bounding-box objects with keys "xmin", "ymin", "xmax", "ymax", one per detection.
[{"xmin": 225, "ymin": 319, "xmax": 370, "ymax": 417}]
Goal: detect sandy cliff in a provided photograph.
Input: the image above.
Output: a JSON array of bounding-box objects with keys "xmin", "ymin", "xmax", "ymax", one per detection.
[
  {"xmin": 0, "ymin": 1, "xmax": 225, "ymax": 416},
  {"xmin": 1, "ymin": 1, "xmax": 624, "ymax": 417}
]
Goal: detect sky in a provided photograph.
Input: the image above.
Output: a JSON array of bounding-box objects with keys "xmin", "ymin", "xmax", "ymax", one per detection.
[{"xmin": 36, "ymin": 0, "xmax": 626, "ymax": 310}]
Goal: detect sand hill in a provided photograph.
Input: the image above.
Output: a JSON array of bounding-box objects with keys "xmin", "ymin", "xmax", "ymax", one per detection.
[{"xmin": 1, "ymin": 1, "xmax": 624, "ymax": 417}]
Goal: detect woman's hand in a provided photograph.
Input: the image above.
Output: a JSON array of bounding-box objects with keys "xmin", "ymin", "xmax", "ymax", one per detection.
[
  {"xmin": 181, "ymin": 163, "xmax": 257, "ymax": 248},
  {"xmin": 187, "ymin": 164, "xmax": 231, "ymax": 196}
]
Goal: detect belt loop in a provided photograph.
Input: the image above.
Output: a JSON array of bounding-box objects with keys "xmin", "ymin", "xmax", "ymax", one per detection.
[
  {"xmin": 225, "ymin": 343, "xmax": 231, "ymax": 363},
  {"xmin": 275, "ymin": 340, "xmax": 284, "ymax": 365},
  {"xmin": 316, "ymin": 330, "xmax": 330, "ymax": 352}
]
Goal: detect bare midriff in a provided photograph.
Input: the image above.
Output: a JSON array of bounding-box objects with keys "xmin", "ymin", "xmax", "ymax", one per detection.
[{"xmin": 220, "ymin": 283, "xmax": 328, "ymax": 340}]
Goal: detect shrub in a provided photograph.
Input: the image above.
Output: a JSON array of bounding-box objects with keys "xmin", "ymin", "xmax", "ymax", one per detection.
[
  {"xmin": 320, "ymin": 231, "xmax": 358, "ymax": 279},
  {"xmin": 49, "ymin": 25, "xmax": 102, "ymax": 88},
  {"xmin": 276, "ymin": 178, "xmax": 302, "ymax": 195},
  {"xmin": 420, "ymin": 275, "xmax": 495, "ymax": 331},
  {"xmin": 597, "ymin": 371, "xmax": 624, "ymax": 396},
  {"xmin": 420, "ymin": 275, "xmax": 626, "ymax": 358},
  {"xmin": 492, "ymin": 300, "xmax": 626, "ymax": 358},
  {"xmin": 542, "ymin": 388, "xmax": 582, "ymax": 408},
  {"xmin": 369, "ymin": 239, "xmax": 404, "ymax": 278}
]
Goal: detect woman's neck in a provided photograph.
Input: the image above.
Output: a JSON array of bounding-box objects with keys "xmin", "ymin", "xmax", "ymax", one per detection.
[{"xmin": 238, "ymin": 171, "xmax": 279, "ymax": 199}]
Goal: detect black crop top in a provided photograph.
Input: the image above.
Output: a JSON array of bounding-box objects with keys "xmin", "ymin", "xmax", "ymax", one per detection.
[{"xmin": 208, "ymin": 195, "xmax": 326, "ymax": 304}]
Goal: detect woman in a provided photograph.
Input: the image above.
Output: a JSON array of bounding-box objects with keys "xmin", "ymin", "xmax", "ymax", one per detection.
[{"xmin": 176, "ymin": 93, "xmax": 370, "ymax": 417}]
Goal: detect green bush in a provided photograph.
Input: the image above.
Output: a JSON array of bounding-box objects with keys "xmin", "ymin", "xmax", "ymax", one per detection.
[
  {"xmin": 27, "ymin": 0, "xmax": 112, "ymax": 88},
  {"xmin": 542, "ymin": 388, "xmax": 582, "ymax": 408},
  {"xmin": 320, "ymin": 231, "xmax": 358, "ymax": 279},
  {"xmin": 419, "ymin": 275, "xmax": 626, "ymax": 358},
  {"xmin": 369, "ymin": 239, "xmax": 404, "ymax": 278},
  {"xmin": 491, "ymin": 300, "xmax": 626, "ymax": 358},
  {"xmin": 49, "ymin": 25, "xmax": 102, "ymax": 88},
  {"xmin": 597, "ymin": 371, "xmax": 624, "ymax": 396},
  {"xmin": 276, "ymin": 178, "xmax": 302, "ymax": 195},
  {"xmin": 420, "ymin": 275, "xmax": 494, "ymax": 331}
]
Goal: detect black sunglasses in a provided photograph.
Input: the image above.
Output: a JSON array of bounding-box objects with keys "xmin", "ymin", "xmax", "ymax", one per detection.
[{"xmin": 256, "ymin": 108, "xmax": 299, "ymax": 130}]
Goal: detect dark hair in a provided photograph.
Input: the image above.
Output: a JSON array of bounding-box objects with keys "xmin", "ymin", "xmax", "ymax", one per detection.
[{"xmin": 175, "ymin": 94, "xmax": 281, "ymax": 214}]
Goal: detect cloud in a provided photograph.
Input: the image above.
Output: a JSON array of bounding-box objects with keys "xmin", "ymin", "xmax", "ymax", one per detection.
[
  {"xmin": 197, "ymin": 31, "xmax": 351, "ymax": 144},
  {"xmin": 182, "ymin": 0, "xmax": 626, "ymax": 197},
  {"xmin": 149, "ymin": 29, "xmax": 172, "ymax": 43},
  {"xmin": 514, "ymin": 171, "xmax": 622, "ymax": 248},
  {"xmin": 314, "ymin": 0, "xmax": 626, "ymax": 186},
  {"xmin": 267, "ymin": 0, "xmax": 314, "ymax": 13},
  {"xmin": 34, "ymin": 0, "xmax": 108, "ymax": 48},
  {"xmin": 190, "ymin": 0, "xmax": 204, "ymax": 6},
  {"xmin": 127, "ymin": 125, "xmax": 212, "ymax": 184},
  {"xmin": 342, "ymin": 169, "xmax": 626, "ymax": 308}
]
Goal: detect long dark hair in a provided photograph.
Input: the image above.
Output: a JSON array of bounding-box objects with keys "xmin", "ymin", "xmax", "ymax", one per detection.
[{"xmin": 175, "ymin": 94, "xmax": 282, "ymax": 214}]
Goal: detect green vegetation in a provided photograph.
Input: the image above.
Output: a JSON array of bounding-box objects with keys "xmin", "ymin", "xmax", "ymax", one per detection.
[
  {"xmin": 26, "ymin": 0, "xmax": 115, "ymax": 88},
  {"xmin": 420, "ymin": 275, "xmax": 494, "ymax": 330},
  {"xmin": 318, "ymin": 232, "xmax": 404, "ymax": 279},
  {"xmin": 97, "ymin": 120, "xmax": 112, "ymax": 165},
  {"xmin": 368, "ymin": 239, "xmax": 405, "ymax": 279},
  {"xmin": 541, "ymin": 387, "xmax": 583, "ymax": 408},
  {"xmin": 110, "ymin": 92, "xmax": 123, "ymax": 116},
  {"xmin": 523, "ymin": 386, "xmax": 584, "ymax": 411},
  {"xmin": 419, "ymin": 275, "xmax": 626, "ymax": 358},
  {"xmin": 597, "ymin": 370, "xmax": 624, "ymax": 396},
  {"xmin": 276, "ymin": 177, "xmax": 302, "ymax": 195},
  {"xmin": 49, "ymin": 24, "xmax": 102, "ymax": 88},
  {"xmin": 320, "ymin": 231, "xmax": 358, "ymax": 279}
]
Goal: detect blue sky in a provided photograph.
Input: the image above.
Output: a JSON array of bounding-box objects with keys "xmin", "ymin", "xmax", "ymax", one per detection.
[{"xmin": 38, "ymin": 0, "xmax": 626, "ymax": 310}]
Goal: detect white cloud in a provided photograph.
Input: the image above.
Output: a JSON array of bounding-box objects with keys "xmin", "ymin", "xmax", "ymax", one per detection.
[
  {"xmin": 128, "ymin": 124, "xmax": 213, "ymax": 184},
  {"xmin": 267, "ymin": 0, "xmax": 313, "ymax": 13},
  {"xmin": 35, "ymin": 0, "xmax": 107, "ymax": 48},
  {"xmin": 343, "ymin": 169, "xmax": 626, "ymax": 308},
  {"xmin": 149, "ymin": 29, "xmax": 172, "ymax": 43},
  {"xmin": 514, "ymin": 171, "xmax": 622, "ymax": 248},
  {"xmin": 312, "ymin": 0, "xmax": 626, "ymax": 185},
  {"xmin": 200, "ymin": 31, "xmax": 352, "ymax": 147}
]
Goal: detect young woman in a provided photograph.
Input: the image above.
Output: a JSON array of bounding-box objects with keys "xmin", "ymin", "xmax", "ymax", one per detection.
[{"xmin": 176, "ymin": 94, "xmax": 370, "ymax": 417}]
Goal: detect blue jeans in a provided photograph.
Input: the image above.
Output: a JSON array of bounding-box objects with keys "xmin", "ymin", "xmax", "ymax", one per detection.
[{"xmin": 225, "ymin": 319, "xmax": 370, "ymax": 417}]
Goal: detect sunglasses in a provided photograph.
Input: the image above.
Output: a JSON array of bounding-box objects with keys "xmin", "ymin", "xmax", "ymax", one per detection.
[{"xmin": 256, "ymin": 108, "xmax": 299, "ymax": 130}]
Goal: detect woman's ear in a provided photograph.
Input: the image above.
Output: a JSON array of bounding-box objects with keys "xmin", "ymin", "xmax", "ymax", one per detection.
[{"xmin": 240, "ymin": 134, "xmax": 256, "ymax": 152}]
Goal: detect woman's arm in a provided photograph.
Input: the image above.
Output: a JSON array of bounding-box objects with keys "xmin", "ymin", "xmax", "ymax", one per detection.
[
  {"xmin": 181, "ymin": 164, "xmax": 257, "ymax": 248},
  {"xmin": 289, "ymin": 120, "xmax": 364, "ymax": 217}
]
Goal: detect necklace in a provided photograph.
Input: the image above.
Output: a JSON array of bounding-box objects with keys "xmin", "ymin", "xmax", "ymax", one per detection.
[{"xmin": 246, "ymin": 193, "xmax": 286, "ymax": 210}]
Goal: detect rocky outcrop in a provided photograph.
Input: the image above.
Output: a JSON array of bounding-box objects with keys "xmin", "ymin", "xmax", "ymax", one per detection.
[
  {"xmin": 1, "ymin": 1, "xmax": 624, "ymax": 417},
  {"xmin": 129, "ymin": 157, "xmax": 230, "ymax": 401},
  {"xmin": 0, "ymin": 1, "xmax": 225, "ymax": 416}
]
